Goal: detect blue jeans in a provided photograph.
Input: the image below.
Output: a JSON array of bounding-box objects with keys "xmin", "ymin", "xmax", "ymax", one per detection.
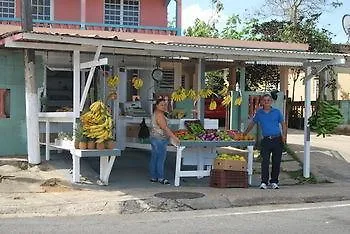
[
  {"xmin": 260, "ymin": 136, "xmax": 283, "ymax": 184},
  {"xmin": 149, "ymin": 137, "xmax": 168, "ymax": 180}
]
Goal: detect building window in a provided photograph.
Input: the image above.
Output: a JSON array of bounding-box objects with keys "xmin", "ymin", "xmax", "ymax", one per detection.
[
  {"xmin": 0, "ymin": 0, "xmax": 15, "ymax": 18},
  {"xmin": 32, "ymin": 0, "xmax": 51, "ymax": 21},
  {"xmin": 0, "ymin": 88, "xmax": 10, "ymax": 119},
  {"xmin": 105, "ymin": 0, "xmax": 139, "ymax": 26}
]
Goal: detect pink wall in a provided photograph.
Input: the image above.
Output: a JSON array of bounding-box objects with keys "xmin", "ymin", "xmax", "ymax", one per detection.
[
  {"xmin": 14, "ymin": 0, "xmax": 170, "ymax": 28},
  {"xmin": 86, "ymin": 0, "xmax": 104, "ymax": 23},
  {"xmin": 55, "ymin": 0, "xmax": 80, "ymax": 21},
  {"xmin": 140, "ymin": 0, "xmax": 167, "ymax": 27},
  {"xmin": 15, "ymin": 0, "xmax": 21, "ymax": 18}
]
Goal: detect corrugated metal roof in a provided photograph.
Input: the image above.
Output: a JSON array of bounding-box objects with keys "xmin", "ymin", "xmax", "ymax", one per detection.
[
  {"xmin": 0, "ymin": 25, "xmax": 348, "ymax": 63},
  {"xmin": 0, "ymin": 24, "xmax": 309, "ymax": 51}
]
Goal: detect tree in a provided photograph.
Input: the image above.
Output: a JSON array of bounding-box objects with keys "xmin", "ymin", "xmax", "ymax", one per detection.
[{"xmin": 259, "ymin": 0, "xmax": 342, "ymax": 25}]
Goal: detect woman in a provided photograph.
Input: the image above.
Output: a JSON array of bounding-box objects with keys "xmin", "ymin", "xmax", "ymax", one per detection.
[{"xmin": 149, "ymin": 98, "xmax": 180, "ymax": 184}]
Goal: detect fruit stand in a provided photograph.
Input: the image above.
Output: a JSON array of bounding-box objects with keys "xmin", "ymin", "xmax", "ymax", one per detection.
[
  {"xmin": 172, "ymin": 121, "xmax": 255, "ymax": 186},
  {"xmin": 173, "ymin": 140, "xmax": 254, "ymax": 187}
]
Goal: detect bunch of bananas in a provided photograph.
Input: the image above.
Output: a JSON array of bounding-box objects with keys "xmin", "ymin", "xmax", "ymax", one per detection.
[
  {"xmin": 80, "ymin": 100, "xmax": 113, "ymax": 143},
  {"xmin": 209, "ymin": 99, "xmax": 217, "ymax": 110},
  {"xmin": 132, "ymin": 75, "xmax": 143, "ymax": 90},
  {"xmin": 221, "ymin": 94, "xmax": 232, "ymax": 107},
  {"xmin": 171, "ymin": 87, "xmax": 187, "ymax": 102},
  {"xmin": 218, "ymin": 87, "xmax": 228, "ymax": 96},
  {"xmin": 234, "ymin": 96, "xmax": 242, "ymax": 106},
  {"xmin": 309, "ymin": 100, "xmax": 343, "ymax": 137},
  {"xmin": 107, "ymin": 75, "xmax": 120, "ymax": 89},
  {"xmin": 199, "ymin": 88, "xmax": 213, "ymax": 98},
  {"xmin": 186, "ymin": 89, "xmax": 199, "ymax": 101}
]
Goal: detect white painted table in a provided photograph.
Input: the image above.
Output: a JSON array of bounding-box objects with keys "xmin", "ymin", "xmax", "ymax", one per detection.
[
  {"xmin": 174, "ymin": 140, "xmax": 255, "ymax": 187},
  {"xmin": 70, "ymin": 148, "xmax": 121, "ymax": 185}
]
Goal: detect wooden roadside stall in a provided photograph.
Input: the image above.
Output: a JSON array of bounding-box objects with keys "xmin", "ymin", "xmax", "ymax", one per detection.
[{"xmin": 0, "ymin": 25, "xmax": 347, "ymax": 185}]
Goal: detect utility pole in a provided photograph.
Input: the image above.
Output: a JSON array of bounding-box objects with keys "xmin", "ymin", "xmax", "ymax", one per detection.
[{"xmin": 22, "ymin": 0, "xmax": 40, "ymax": 164}]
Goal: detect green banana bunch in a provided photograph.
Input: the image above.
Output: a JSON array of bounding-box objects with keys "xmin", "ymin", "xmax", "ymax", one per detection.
[{"xmin": 309, "ymin": 100, "xmax": 343, "ymax": 137}]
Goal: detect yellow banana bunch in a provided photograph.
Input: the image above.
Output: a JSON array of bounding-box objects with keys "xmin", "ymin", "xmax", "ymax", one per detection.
[
  {"xmin": 221, "ymin": 95, "xmax": 232, "ymax": 107},
  {"xmin": 107, "ymin": 75, "xmax": 120, "ymax": 89},
  {"xmin": 171, "ymin": 87, "xmax": 187, "ymax": 102},
  {"xmin": 81, "ymin": 100, "xmax": 114, "ymax": 143},
  {"xmin": 132, "ymin": 76, "xmax": 144, "ymax": 89},
  {"xmin": 209, "ymin": 100, "xmax": 217, "ymax": 110},
  {"xmin": 199, "ymin": 88, "xmax": 213, "ymax": 98},
  {"xmin": 186, "ymin": 89, "xmax": 199, "ymax": 101},
  {"xmin": 234, "ymin": 96, "xmax": 242, "ymax": 106},
  {"xmin": 218, "ymin": 87, "xmax": 228, "ymax": 96}
]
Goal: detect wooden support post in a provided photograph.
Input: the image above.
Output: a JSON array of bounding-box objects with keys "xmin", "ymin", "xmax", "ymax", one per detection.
[
  {"xmin": 197, "ymin": 59, "xmax": 205, "ymax": 123},
  {"xmin": 22, "ymin": 0, "xmax": 40, "ymax": 164}
]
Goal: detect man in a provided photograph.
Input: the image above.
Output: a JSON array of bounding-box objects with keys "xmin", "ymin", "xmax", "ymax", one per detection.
[{"xmin": 244, "ymin": 94, "xmax": 287, "ymax": 189}]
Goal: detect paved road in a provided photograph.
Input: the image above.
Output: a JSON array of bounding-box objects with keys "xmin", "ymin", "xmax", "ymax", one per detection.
[
  {"xmin": 287, "ymin": 128, "xmax": 350, "ymax": 162},
  {"xmin": 1, "ymin": 201, "xmax": 349, "ymax": 234}
]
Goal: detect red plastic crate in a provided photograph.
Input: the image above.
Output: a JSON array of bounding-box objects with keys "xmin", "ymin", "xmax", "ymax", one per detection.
[{"xmin": 210, "ymin": 169, "xmax": 248, "ymax": 188}]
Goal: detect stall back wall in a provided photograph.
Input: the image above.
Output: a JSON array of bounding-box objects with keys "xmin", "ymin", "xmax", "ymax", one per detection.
[{"xmin": 0, "ymin": 49, "xmax": 44, "ymax": 156}]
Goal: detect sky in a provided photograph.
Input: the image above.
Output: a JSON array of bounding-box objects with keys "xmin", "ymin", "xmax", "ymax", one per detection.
[{"xmin": 178, "ymin": 0, "xmax": 350, "ymax": 44}]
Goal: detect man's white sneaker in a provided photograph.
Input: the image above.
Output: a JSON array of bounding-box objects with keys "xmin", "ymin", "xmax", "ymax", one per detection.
[
  {"xmin": 259, "ymin": 183, "xmax": 267, "ymax": 189},
  {"xmin": 271, "ymin": 183, "xmax": 279, "ymax": 189}
]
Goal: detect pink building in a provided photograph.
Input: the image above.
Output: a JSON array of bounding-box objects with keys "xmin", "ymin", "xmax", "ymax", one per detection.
[{"xmin": 0, "ymin": 0, "xmax": 181, "ymax": 35}]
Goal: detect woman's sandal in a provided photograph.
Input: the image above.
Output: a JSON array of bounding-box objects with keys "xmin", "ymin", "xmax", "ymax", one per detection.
[{"xmin": 158, "ymin": 179, "xmax": 170, "ymax": 185}]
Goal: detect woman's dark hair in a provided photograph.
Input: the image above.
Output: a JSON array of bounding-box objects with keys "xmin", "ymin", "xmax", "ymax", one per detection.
[
  {"xmin": 155, "ymin": 98, "xmax": 166, "ymax": 105},
  {"xmin": 153, "ymin": 98, "xmax": 166, "ymax": 113}
]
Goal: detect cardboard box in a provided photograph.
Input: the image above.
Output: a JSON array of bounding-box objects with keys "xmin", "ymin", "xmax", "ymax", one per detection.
[
  {"xmin": 126, "ymin": 125, "xmax": 140, "ymax": 138},
  {"xmin": 213, "ymin": 159, "xmax": 247, "ymax": 171}
]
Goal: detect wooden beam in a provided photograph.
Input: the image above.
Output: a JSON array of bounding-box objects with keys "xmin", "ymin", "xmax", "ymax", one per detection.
[
  {"xmin": 80, "ymin": 58, "xmax": 108, "ymax": 69},
  {"xmin": 80, "ymin": 45, "xmax": 102, "ymax": 111}
]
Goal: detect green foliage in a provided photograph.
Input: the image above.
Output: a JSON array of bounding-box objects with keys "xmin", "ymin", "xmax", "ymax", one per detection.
[
  {"xmin": 245, "ymin": 65, "xmax": 280, "ymax": 91},
  {"xmin": 205, "ymin": 70, "xmax": 226, "ymax": 94},
  {"xmin": 184, "ymin": 19, "xmax": 219, "ymax": 38}
]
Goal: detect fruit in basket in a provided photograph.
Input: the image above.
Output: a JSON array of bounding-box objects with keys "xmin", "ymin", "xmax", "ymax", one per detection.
[{"xmin": 216, "ymin": 153, "xmax": 246, "ymax": 161}]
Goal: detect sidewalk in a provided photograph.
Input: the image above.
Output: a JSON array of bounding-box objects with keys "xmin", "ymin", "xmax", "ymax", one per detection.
[{"xmin": 1, "ymin": 133, "xmax": 350, "ymax": 218}]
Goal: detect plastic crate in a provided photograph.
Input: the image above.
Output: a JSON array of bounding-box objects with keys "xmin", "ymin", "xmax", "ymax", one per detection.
[{"xmin": 209, "ymin": 169, "xmax": 248, "ymax": 188}]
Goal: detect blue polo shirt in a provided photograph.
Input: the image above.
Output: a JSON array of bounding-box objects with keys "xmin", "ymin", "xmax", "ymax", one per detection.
[{"xmin": 253, "ymin": 107, "xmax": 283, "ymax": 137}]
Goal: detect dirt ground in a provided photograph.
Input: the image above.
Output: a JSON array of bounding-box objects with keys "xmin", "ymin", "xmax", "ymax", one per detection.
[{"xmin": 0, "ymin": 156, "xmax": 74, "ymax": 193}]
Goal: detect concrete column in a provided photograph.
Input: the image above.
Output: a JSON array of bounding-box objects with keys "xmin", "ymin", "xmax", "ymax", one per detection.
[
  {"xmin": 80, "ymin": 0, "xmax": 86, "ymax": 29},
  {"xmin": 175, "ymin": 0, "xmax": 182, "ymax": 35},
  {"xmin": 303, "ymin": 67, "xmax": 312, "ymax": 178}
]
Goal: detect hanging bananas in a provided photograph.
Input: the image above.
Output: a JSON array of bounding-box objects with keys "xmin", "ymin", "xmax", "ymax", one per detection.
[
  {"xmin": 107, "ymin": 75, "xmax": 120, "ymax": 89},
  {"xmin": 132, "ymin": 74, "xmax": 144, "ymax": 89},
  {"xmin": 234, "ymin": 96, "xmax": 242, "ymax": 106},
  {"xmin": 309, "ymin": 100, "xmax": 343, "ymax": 137},
  {"xmin": 186, "ymin": 89, "xmax": 199, "ymax": 101},
  {"xmin": 171, "ymin": 87, "xmax": 187, "ymax": 102},
  {"xmin": 209, "ymin": 99, "xmax": 217, "ymax": 110},
  {"xmin": 218, "ymin": 87, "xmax": 228, "ymax": 96},
  {"xmin": 221, "ymin": 94, "xmax": 232, "ymax": 107},
  {"xmin": 199, "ymin": 88, "xmax": 213, "ymax": 98}
]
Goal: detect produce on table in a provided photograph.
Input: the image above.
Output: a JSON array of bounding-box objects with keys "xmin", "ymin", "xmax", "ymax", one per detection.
[
  {"xmin": 174, "ymin": 129, "xmax": 197, "ymax": 140},
  {"xmin": 216, "ymin": 153, "xmax": 246, "ymax": 161},
  {"xmin": 80, "ymin": 100, "xmax": 113, "ymax": 144},
  {"xmin": 185, "ymin": 120, "xmax": 205, "ymax": 135}
]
